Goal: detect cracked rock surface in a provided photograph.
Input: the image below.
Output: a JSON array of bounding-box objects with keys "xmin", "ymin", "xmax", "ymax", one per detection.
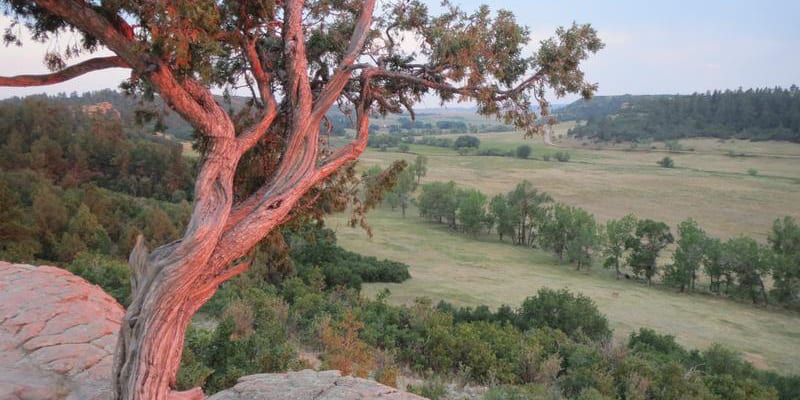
[
  {"xmin": 0, "ymin": 261, "xmax": 427, "ymax": 400},
  {"xmin": 208, "ymin": 370, "xmax": 426, "ymax": 400},
  {"xmin": 0, "ymin": 261, "xmax": 123, "ymax": 400}
]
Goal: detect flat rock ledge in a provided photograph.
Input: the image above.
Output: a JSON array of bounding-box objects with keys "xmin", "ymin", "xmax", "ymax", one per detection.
[
  {"xmin": 209, "ymin": 370, "xmax": 426, "ymax": 400},
  {"xmin": 0, "ymin": 261, "xmax": 427, "ymax": 400}
]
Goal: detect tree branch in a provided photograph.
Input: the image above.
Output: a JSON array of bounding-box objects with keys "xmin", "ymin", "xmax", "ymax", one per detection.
[
  {"xmin": 317, "ymin": 74, "xmax": 373, "ymax": 175},
  {"xmin": 236, "ymin": 37, "xmax": 280, "ymax": 154},
  {"xmin": 0, "ymin": 56, "xmax": 129, "ymax": 87},
  {"xmin": 310, "ymin": 0, "xmax": 377, "ymax": 123},
  {"xmin": 28, "ymin": 0, "xmax": 231, "ymax": 138},
  {"xmin": 284, "ymin": 0, "xmax": 313, "ymax": 117}
]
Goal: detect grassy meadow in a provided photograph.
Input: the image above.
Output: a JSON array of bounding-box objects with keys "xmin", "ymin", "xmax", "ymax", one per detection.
[{"xmin": 331, "ymin": 122, "xmax": 800, "ymax": 373}]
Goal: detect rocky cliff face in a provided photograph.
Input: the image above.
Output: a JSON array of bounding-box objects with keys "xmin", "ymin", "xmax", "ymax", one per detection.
[{"xmin": 0, "ymin": 261, "xmax": 426, "ymax": 400}]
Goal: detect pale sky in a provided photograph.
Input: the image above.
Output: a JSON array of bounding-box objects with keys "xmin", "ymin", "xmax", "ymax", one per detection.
[{"xmin": 1, "ymin": 0, "xmax": 798, "ymax": 103}]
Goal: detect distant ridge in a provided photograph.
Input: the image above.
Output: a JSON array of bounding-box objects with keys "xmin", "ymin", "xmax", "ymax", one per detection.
[{"xmin": 557, "ymin": 86, "xmax": 800, "ymax": 142}]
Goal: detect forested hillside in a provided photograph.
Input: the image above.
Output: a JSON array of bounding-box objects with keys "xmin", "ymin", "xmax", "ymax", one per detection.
[
  {"xmin": 0, "ymin": 95, "xmax": 196, "ymax": 264},
  {"xmin": 560, "ymin": 87, "xmax": 800, "ymax": 142}
]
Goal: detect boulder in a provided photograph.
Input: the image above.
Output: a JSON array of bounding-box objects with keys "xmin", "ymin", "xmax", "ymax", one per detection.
[
  {"xmin": 208, "ymin": 370, "xmax": 425, "ymax": 400},
  {"xmin": 0, "ymin": 261, "xmax": 123, "ymax": 400}
]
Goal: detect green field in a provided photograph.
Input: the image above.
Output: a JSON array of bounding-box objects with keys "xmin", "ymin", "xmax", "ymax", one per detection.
[{"xmin": 332, "ymin": 125, "xmax": 800, "ymax": 373}]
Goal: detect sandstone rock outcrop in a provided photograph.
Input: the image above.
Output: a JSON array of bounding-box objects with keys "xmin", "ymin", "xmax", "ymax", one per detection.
[
  {"xmin": 0, "ymin": 261, "xmax": 427, "ymax": 400},
  {"xmin": 0, "ymin": 261, "xmax": 123, "ymax": 400},
  {"xmin": 208, "ymin": 370, "xmax": 425, "ymax": 400}
]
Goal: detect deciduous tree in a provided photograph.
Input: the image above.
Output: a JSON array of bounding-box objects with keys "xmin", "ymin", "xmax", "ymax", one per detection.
[
  {"xmin": 626, "ymin": 219, "xmax": 673, "ymax": 285},
  {"xmin": 413, "ymin": 155, "xmax": 428, "ymax": 184},
  {"xmin": 0, "ymin": 1, "xmax": 601, "ymax": 398},
  {"xmin": 457, "ymin": 188, "xmax": 488, "ymax": 237},
  {"xmin": 768, "ymin": 216, "xmax": 800, "ymax": 305},
  {"xmin": 602, "ymin": 214, "xmax": 637, "ymax": 279},
  {"xmin": 664, "ymin": 218, "xmax": 707, "ymax": 292}
]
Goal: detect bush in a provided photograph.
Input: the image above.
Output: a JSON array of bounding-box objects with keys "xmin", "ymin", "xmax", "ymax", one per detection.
[
  {"xmin": 65, "ymin": 252, "xmax": 131, "ymax": 305},
  {"xmin": 482, "ymin": 385, "xmax": 550, "ymax": 400},
  {"xmin": 657, "ymin": 156, "xmax": 675, "ymax": 168},
  {"xmin": 516, "ymin": 288, "xmax": 611, "ymax": 341},
  {"xmin": 178, "ymin": 289, "xmax": 299, "ymax": 394},
  {"xmin": 453, "ymin": 135, "xmax": 481, "ymax": 150},
  {"xmin": 665, "ymin": 140, "xmax": 683, "ymax": 152},
  {"xmin": 748, "ymin": 168, "xmax": 758, "ymax": 176},
  {"xmin": 628, "ymin": 328, "xmax": 687, "ymax": 360},
  {"xmin": 290, "ymin": 228, "xmax": 411, "ymax": 289},
  {"xmin": 407, "ymin": 379, "xmax": 448, "ymax": 400},
  {"xmin": 476, "ymin": 148, "xmax": 513, "ymax": 157},
  {"xmin": 554, "ymin": 151, "xmax": 571, "ymax": 162},
  {"xmin": 515, "ymin": 145, "xmax": 532, "ymax": 159}
]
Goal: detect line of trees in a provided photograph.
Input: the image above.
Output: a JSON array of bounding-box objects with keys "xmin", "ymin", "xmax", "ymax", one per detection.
[
  {"xmin": 410, "ymin": 178, "xmax": 800, "ymax": 308},
  {"xmin": 375, "ymin": 117, "xmax": 515, "ymax": 136},
  {"xmin": 568, "ymin": 86, "xmax": 800, "ymax": 142}
]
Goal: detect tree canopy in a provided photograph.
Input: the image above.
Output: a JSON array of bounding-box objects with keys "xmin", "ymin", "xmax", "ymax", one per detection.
[{"xmin": 0, "ymin": 1, "xmax": 601, "ymax": 399}]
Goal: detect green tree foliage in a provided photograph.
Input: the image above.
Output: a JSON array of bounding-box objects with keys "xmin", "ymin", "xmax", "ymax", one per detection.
[
  {"xmin": 289, "ymin": 227, "xmax": 410, "ymax": 290},
  {"xmin": 515, "ymin": 144, "xmax": 532, "ymax": 159},
  {"xmin": 507, "ymin": 181, "xmax": 553, "ymax": 246},
  {"xmin": 186, "ymin": 230, "xmax": 797, "ymax": 399},
  {"xmin": 664, "ymin": 219, "xmax": 707, "ymax": 292},
  {"xmin": 178, "ymin": 289, "xmax": 299, "ymax": 394},
  {"xmin": 567, "ymin": 87, "xmax": 800, "ymax": 142},
  {"xmin": 453, "ymin": 135, "xmax": 481, "ymax": 153},
  {"xmin": 0, "ymin": 168, "xmax": 189, "ymax": 265},
  {"xmin": 564, "ymin": 209, "xmax": 600, "ymax": 270},
  {"xmin": 387, "ymin": 164, "xmax": 417, "ymax": 217},
  {"xmin": 413, "ymin": 155, "xmax": 428, "ymax": 184},
  {"xmin": 0, "ymin": 97, "xmax": 193, "ymax": 201},
  {"xmin": 626, "ymin": 219, "xmax": 674, "ymax": 285},
  {"xmin": 664, "ymin": 140, "xmax": 683, "ymax": 152},
  {"xmin": 539, "ymin": 204, "xmax": 599, "ymax": 268},
  {"xmin": 516, "ymin": 288, "xmax": 611, "ymax": 341},
  {"xmin": 722, "ymin": 237, "xmax": 771, "ymax": 304},
  {"xmin": 457, "ymin": 189, "xmax": 489, "ymax": 237},
  {"xmin": 704, "ymin": 237, "xmax": 726, "ymax": 293},
  {"xmin": 602, "ymin": 214, "xmax": 637, "ymax": 279},
  {"xmin": 553, "ymin": 151, "xmax": 572, "ymax": 162},
  {"xmin": 418, "ymin": 181, "xmax": 459, "ymax": 227},
  {"xmin": 768, "ymin": 216, "xmax": 800, "ymax": 306},
  {"xmin": 657, "ymin": 156, "xmax": 675, "ymax": 168},
  {"xmin": 0, "ymin": 175, "xmax": 40, "ymax": 261},
  {"xmin": 66, "ymin": 252, "xmax": 131, "ymax": 305},
  {"xmin": 490, "ymin": 194, "xmax": 515, "ymax": 242}
]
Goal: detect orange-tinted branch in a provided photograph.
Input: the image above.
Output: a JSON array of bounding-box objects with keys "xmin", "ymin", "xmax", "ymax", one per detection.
[{"xmin": 0, "ymin": 56, "xmax": 128, "ymax": 87}]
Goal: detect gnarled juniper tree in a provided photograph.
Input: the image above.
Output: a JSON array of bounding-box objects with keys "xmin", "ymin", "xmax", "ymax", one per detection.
[{"xmin": 0, "ymin": 1, "xmax": 602, "ymax": 399}]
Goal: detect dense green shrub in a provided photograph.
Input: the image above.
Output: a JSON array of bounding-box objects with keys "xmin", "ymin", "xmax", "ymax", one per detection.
[
  {"xmin": 66, "ymin": 252, "xmax": 131, "ymax": 305},
  {"xmin": 290, "ymin": 227, "xmax": 411, "ymax": 290},
  {"xmin": 516, "ymin": 288, "xmax": 611, "ymax": 341},
  {"xmin": 178, "ymin": 289, "xmax": 300, "ymax": 394},
  {"xmin": 515, "ymin": 144, "xmax": 532, "ymax": 159},
  {"xmin": 553, "ymin": 151, "xmax": 571, "ymax": 162},
  {"xmin": 657, "ymin": 156, "xmax": 675, "ymax": 168}
]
